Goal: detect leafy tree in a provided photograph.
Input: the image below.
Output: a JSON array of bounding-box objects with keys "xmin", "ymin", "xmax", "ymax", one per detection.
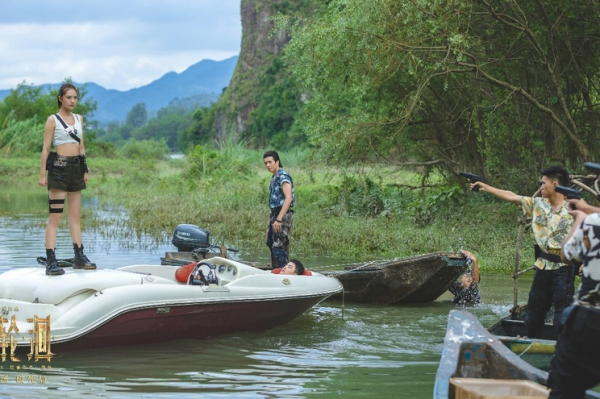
[
  {"xmin": 181, "ymin": 106, "xmax": 218, "ymax": 150},
  {"xmin": 281, "ymin": 0, "xmax": 600, "ymax": 186},
  {"xmin": 243, "ymin": 57, "xmax": 306, "ymax": 149},
  {"xmin": 126, "ymin": 103, "xmax": 148, "ymax": 128},
  {"xmin": 131, "ymin": 106, "xmax": 193, "ymax": 151},
  {"xmin": 0, "ymin": 79, "xmax": 98, "ymax": 156},
  {"xmin": 0, "ymin": 80, "xmax": 96, "ymax": 124}
]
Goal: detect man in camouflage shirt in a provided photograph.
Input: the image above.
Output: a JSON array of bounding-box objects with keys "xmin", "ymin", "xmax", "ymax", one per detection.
[
  {"xmin": 470, "ymin": 166, "xmax": 574, "ymax": 337},
  {"xmin": 263, "ymin": 150, "xmax": 295, "ymax": 269}
]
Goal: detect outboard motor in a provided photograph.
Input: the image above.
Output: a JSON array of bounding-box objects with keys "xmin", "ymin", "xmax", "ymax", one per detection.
[{"xmin": 172, "ymin": 224, "xmax": 210, "ymax": 252}]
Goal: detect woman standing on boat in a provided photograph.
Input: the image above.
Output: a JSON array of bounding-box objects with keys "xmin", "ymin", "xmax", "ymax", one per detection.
[
  {"xmin": 38, "ymin": 83, "xmax": 96, "ymax": 275},
  {"xmin": 449, "ymin": 250, "xmax": 480, "ymax": 304}
]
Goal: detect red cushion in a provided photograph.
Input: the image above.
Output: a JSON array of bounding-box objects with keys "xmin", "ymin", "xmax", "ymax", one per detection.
[{"xmin": 175, "ymin": 262, "xmax": 198, "ymax": 283}]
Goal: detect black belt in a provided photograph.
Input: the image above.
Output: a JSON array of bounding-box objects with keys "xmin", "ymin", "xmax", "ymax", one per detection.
[
  {"xmin": 270, "ymin": 207, "xmax": 293, "ymax": 215},
  {"xmin": 57, "ymin": 155, "xmax": 81, "ymax": 164},
  {"xmin": 534, "ymin": 245, "xmax": 562, "ymax": 264}
]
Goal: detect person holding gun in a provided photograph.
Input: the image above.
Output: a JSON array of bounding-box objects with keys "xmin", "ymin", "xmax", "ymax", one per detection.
[
  {"xmin": 548, "ymin": 165, "xmax": 600, "ymax": 398},
  {"xmin": 468, "ymin": 166, "xmax": 575, "ymax": 338}
]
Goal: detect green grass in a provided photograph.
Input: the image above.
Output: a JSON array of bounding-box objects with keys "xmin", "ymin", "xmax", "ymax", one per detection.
[{"xmin": 0, "ymin": 153, "xmax": 535, "ymax": 272}]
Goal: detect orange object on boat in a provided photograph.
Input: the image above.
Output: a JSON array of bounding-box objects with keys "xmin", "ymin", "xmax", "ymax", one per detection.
[{"xmin": 175, "ymin": 262, "xmax": 198, "ymax": 283}]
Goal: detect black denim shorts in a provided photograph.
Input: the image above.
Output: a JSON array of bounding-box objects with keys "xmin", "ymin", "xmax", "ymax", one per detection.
[{"xmin": 48, "ymin": 159, "xmax": 86, "ymax": 192}]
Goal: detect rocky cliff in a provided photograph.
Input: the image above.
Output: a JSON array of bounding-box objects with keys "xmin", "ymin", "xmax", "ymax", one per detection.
[{"xmin": 213, "ymin": 0, "xmax": 318, "ymax": 144}]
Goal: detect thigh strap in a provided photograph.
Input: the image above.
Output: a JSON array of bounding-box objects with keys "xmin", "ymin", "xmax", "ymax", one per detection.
[{"xmin": 49, "ymin": 198, "xmax": 65, "ymax": 213}]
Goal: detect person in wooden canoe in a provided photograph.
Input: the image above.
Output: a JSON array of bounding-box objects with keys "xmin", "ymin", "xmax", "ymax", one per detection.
[
  {"xmin": 449, "ymin": 250, "xmax": 480, "ymax": 304},
  {"xmin": 469, "ymin": 166, "xmax": 575, "ymax": 338}
]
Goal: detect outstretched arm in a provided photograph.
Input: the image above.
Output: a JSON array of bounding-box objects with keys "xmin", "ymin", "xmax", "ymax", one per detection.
[
  {"xmin": 461, "ymin": 250, "xmax": 480, "ymax": 283},
  {"xmin": 471, "ymin": 181, "xmax": 521, "ymax": 205}
]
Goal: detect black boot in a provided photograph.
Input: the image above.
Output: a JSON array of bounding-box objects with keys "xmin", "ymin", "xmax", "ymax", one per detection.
[
  {"xmin": 73, "ymin": 244, "xmax": 97, "ymax": 270},
  {"xmin": 45, "ymin": 249, "xmax": 65, "ymax": 276}
]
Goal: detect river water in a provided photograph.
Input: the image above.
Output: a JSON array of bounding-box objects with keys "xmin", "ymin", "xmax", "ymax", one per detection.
[{"xmin": 0, "ymin": 182, "xmax": 533, "ymax": 398}]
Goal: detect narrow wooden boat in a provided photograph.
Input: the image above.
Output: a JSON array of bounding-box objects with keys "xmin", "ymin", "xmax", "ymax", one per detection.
[
  {"xmin": 487, "ymin": 304, "xmax": 557, "ymax": 341},
  {"xmin": 320, "ymin": 252, "xmax": 468, "ymax": 304},
  {"xmin": 495, "ymin": 335, "xmax": 556, "ymax": 371},
  {"xmin": 486, "ymin": 305, "xmax": 558, "ymax": 371},
  {"xmin": 434, "ymin": 310, "xmax": 600, "ymax": 399}
]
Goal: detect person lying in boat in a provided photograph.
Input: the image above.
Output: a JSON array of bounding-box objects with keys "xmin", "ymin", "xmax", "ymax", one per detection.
[
  {"xmin": 448, "ymin": 250, "xmax": 480, "ymax": 305},
  {"xmin": 272, "ymin": 259, "xmax": 310, "ymax": 275}
]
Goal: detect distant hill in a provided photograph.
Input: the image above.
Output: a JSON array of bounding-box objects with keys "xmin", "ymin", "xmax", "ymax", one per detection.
[{"xmin": 0, "ymin": 56, "xmax": 238, "ymax": 125}]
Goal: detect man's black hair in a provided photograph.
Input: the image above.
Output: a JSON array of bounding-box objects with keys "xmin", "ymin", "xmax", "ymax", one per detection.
[
  {"xmin": 263, "ymin": 150, "xmax": 283, "ymax": 168},
  {"xmin": 290, "ymin": 259, "xmax": 305, "ymax": 275},
  {"xmin": 541, "ymin": 166, "xmax": 570, "ymax": 187}
]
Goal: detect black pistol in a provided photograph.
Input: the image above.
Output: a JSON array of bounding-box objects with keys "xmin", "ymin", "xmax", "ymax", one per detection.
[
  {"xmin": 459, "ymin": 172, "xmax": 482, "ymax": 192},
  {"xmin": 555, "ymin": 186, "xmax": 582, "ymax": 209},
  {"xmin": 584, "ymin": 162, "xmax": 600, "ymax": 175}
]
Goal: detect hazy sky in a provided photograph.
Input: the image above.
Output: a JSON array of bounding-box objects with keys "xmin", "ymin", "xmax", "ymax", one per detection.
[{"xmin": 0, "ymin": 0, "xmax": 241, "ymax": 91}]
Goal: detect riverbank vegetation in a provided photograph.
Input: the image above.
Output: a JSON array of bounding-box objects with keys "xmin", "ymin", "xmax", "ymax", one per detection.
[
  {"xmin": 0, "ymin": 150, "xmax": 537, "ymax": 273},
  {"xmin": 2, "ymin": 0, "xmax": 598, "ymax": 272}
]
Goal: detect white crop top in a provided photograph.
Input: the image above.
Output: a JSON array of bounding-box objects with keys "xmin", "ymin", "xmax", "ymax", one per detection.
[{"xmin": 52, "ymin": 114, "xmax": 83, "ymax": 147}]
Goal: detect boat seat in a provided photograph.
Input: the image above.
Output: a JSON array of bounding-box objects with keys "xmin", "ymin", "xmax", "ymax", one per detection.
[{"xmin": 0, "ymin": 268, "xmax": 175, "ymax": 305}]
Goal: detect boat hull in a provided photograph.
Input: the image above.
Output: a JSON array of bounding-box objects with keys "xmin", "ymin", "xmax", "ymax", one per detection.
[
  {"xmin": 434, "ymin": 310, "xmax": 600, "ymax": 399},
  {"xmin": 322, "ymin": 252, "xmax": 468, "ymax": 304},
  {"xmin": 0, "ymin": 257, "xmax": 342, "ymax": 353},
  {"xmin": 49, "ymin": 294, "xmax": 327, "ymax": 352}
]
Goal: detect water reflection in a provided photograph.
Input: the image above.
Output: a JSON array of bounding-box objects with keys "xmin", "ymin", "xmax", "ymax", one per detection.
[{"xmin": 0, "ymin": 184, "xmax": 534, "ymax": 398}]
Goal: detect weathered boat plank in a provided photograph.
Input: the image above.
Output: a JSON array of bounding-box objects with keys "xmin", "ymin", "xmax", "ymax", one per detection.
[
  {"xmin": 434, "ymin": 310, "xmax": 600, "ymax": 399},
  {"xmin": 322, "ymin": 252, "xmax": 468, "ymax": 304}
]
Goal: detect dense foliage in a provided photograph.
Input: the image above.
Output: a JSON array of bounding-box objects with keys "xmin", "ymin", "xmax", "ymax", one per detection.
[
  {"xmin": 280, "ymin": 0, "xmax": 600, "ymax": 189},
  {"xmin": 0, "ymin": 81, "xmax": 97, "ymax": 157},
  {"xmin": 96, "ymin": 102, "xmax": 196, "ymax": 152}
]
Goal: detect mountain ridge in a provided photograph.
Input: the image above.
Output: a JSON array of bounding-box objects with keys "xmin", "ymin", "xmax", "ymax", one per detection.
[{"xmin": 0, "ymin": 56, "xmax": 238, "ymax": 125}]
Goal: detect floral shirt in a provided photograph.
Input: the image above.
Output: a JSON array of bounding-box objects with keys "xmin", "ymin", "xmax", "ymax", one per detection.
[
  {"xmin": 269, "ymin": 169, "xmax": 295, "ymax": 210},
  {"xmin": 449, "ymin": 280, "xmax": 480, "ymax": 305},
  {"xmin": 563, "ymin": 213, "xmax": 600, "ymax": 299},
  {"xmin": 520, "ymin": 196, "xmax": 573, "ymax": 270}
]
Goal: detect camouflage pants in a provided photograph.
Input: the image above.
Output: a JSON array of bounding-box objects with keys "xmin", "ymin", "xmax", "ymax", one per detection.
[{"xmin": 267, "ymin": 211, "xmax": 293, "ymax": 269}]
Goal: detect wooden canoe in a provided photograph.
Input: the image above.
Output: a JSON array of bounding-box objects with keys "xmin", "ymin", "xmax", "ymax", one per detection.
[
  {"xmin": 434, "ymin": 310, "xmax": 600, "ymax": 399},
  {"xmin": 161, "ymin": 251, "xmax": 468, "ymax": 304},
  {"xmin": 320, "ymin": 252, "xmax": 468, "ymax": 304},
  {"xmin": 487, "ymin": 304, "xmax": 557, "ymax": 341},
  {"xmin": 486, "ymin": 304, "xmax": 557, "ymax": 371},
  {"xmin": 495, "ymin": 335, "xmax": 556, "ymax": 371}
]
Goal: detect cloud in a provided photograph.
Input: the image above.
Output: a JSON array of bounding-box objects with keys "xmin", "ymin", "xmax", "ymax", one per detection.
[{"xmin": 0, "ymin": 0, "xmax": 241, "ymax": 90}]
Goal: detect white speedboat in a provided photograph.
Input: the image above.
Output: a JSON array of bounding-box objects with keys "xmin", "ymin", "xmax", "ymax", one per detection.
[{"xmin": 0, "ymin": 257, "xmax": 342, "ymax": 352}]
